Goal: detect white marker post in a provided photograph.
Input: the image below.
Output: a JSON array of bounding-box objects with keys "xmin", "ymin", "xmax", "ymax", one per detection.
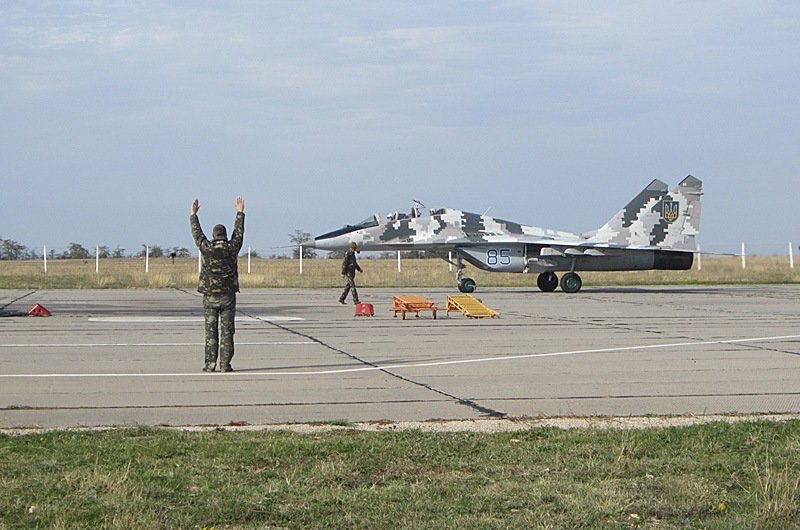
[
  {"xmin": 145, "ymin": 245, "xmax": 150, "ymax": 273},
  {"xmin": 397, "ymin": 251, "xmax": 401, "ymax": 272},
  {"xmin": 247, "ymin": 246, "xmax": 251, "ymax": 274},
  {"xmin": 448, "ymin": 251, "xmax": 453, "ymax": 272},
  {"xmin": 741, "ymin": 242, "xmax": 746, "ymax": 270},
  {"xmin": 790, "ymin": 241, "xmax": 795, "ymax": 270},
  {"xmin": 696, "ymin": 244, "xmax": 702, "ymax": 272},
  {"xmin": 43, "ymin": 245, "xmax": 47, "ymax": 273},
  {"xmin": 299, "ymin": 245, "xmax": 303, "ymax": 275},
  {"xmin": 95, "ymin": 246, "xmax": 99, "ymax": 273},
  {"xmin": 198, "ymin": 251, "xmax": 202, "ymax": 273}
]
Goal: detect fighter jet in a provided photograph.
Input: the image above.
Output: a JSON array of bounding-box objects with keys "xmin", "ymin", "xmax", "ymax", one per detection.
[{"xmin": 309, "ymin": 176, "xmax": 702, "ymax": 293}]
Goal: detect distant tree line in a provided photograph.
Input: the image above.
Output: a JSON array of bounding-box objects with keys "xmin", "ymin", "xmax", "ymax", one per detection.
[
  {"xmin": 0, "ymin": 237, "xmax": 192, "ymax": 261},
  {"xmin": 0, "ymin": 236, "xmax": 38, "ymax": 260}
]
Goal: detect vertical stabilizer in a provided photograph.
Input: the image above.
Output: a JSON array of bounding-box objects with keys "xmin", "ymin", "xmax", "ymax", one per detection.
[{"xmin": 590, "ymin": 176, "xmax": 702, "ymax": 250}]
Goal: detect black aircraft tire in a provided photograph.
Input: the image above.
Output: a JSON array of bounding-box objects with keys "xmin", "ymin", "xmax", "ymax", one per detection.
[
  {"xmin": 459, "ymin": 278, "xmax": 476, "ymax": 293},
  {"xmin": 537, "ymin": 271, "xmax": 558, "ymax": 292},
  {"xmin": 560, "ymin": 272, "xmax": 582, "ymax": 293}
]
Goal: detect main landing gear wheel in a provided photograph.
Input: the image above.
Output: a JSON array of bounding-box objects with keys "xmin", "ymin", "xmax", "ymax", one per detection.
[
  {"xmin": 560, "ymin": 272, "xmax": 582, "ymax": 293},
  {"xmin": 536, "ymin": 271, "xmax": 558, "ymax": 292},
  {"xmin": 458, "ymin": 277, "xmax": 476, "ymax": 293}
]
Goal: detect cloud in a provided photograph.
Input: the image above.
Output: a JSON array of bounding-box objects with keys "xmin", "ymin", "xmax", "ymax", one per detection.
[
  {"xmin": 38, "ymin": 25, "xmax": 182, "ymax": 52},
  {"xmin": 609, "ymin": 74, "xmax": 716, "ymax": 97},
  {"xmin": 41, "ymin": 29, "xmax": 94, "ymax": 47},
  {"xmin": 240, "ymin": 61, "xmax": 323, "ymax": 91},
  {"xmin": 383, "ymin": 25, "xmax": 476, "ymax": 50},
  {"xmin": 337, "ymin": 24, "xmax": 482, "ymax": 60},
  {"xmin": 336, "ymin": 35, "xmax": 371, "ymax": 47},
  {"xmin": 105, "ymin": 29, "xmax": 136, "ymax": 50},
  {"xmin": 1, "ymin": 4, "xmax": 183, "ymax": 54}
]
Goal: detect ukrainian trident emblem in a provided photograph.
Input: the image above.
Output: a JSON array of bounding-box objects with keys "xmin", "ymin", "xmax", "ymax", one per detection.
[{"xmin": 662, "ymin": 200, "xmax": 680, "ymax": 224}]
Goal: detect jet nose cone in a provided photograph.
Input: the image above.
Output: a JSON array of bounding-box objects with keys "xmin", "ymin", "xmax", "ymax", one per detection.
[
  {"xmin": 311, "ymin": 235, "xmax": 338, "ymax": 251},
  {"xmin": 312, "ymin": 227, "xmax": 354, "ymax": 251}
]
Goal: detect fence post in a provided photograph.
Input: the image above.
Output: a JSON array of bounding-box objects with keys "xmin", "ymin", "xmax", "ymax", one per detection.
[
  {"xmin": 790, "ymin": 241, "xmax": 795, "ymax": 270},
  {"xmin": 145, "ymin": 245, "xmax": 150, "ymax": 273},
  {"xmin": 43, "ymin": 245, "xmax": 47, "ymax": 273},
  {"xmin": 95, "ymin": 246, "xmax": 99, "ymax": 273},
  {"xmin": 741, "ymin": 242, "xmax": 746, "ymax": 270}
]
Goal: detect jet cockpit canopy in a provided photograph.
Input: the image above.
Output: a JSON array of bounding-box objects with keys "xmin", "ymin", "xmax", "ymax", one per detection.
[{"xmin": 385, "ymin": 200, "xmax": 437, "ymax": 222}]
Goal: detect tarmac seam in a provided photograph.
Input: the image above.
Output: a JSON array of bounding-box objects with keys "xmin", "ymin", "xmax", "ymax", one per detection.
[
  {"xmin": 0, "ymin": 397, "xmax": 455, "ymax": 411},
  {"xmin": 478, "ymin": 391, "xmax": 800, "ymax": 401},
  {"xmin": 0, "ymin": 289, "xmax": 37, "ymax": 311},
  {"xmin": 244, "ymin": 316, "xmax": 506, "ymax": 417},
  {"xmin": 254, "ymin": 314, "xmax": 507, "ymax": 418},
  {"xmin": 173, "ymin": 287, "xmax": 506, "ymax": 418},
  {"xmin": 4, "ymin": 390, "xmax": 798, "ymax": 412}
]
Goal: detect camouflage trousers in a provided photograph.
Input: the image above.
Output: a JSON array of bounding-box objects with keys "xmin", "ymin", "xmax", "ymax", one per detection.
[
  {"xmin": 339, "ymin": 272, "xmax": 359, "ymax": 304},
  {"xmin": 203, "ymin": 293, "xmax": 236, "ymax": 368}
]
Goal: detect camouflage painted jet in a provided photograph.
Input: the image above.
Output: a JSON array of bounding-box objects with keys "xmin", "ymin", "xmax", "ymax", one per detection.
[{"xmin": 309, "ymin": 175, "xmax": 702, "ymax": 293}]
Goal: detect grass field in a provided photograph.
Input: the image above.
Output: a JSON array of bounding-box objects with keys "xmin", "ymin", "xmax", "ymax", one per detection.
[
  {"xmin": 0, "ymin": 254, "xmax": 798, "ymax": 289},
  {"xmin": 1, "ymin": 421, "xmax": 799, "ymax": 529}
]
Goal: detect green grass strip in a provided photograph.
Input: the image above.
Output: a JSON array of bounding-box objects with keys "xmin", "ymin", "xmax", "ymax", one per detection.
[{"xmin": 1, "ymin": 420, "xmax": 798, "ymax": 529}]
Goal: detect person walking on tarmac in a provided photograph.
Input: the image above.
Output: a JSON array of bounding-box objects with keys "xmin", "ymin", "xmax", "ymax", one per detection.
[
  {"xmin": 339, "ymin": 242, "xmax": 363, "ymax": 305},
  {"xmin": 190, "ymin": 197, "xmax": 245, "ymax": 372}
]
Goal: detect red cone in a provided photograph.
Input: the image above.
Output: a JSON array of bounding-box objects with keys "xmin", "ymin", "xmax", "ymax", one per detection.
[{"xmin": 28, "ymin": 304, "xmax": 52, "ymax": 317}]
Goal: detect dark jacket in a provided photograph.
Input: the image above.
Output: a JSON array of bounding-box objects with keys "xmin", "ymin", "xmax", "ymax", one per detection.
[
  {"xmin": 341, "ymin": 249, "xmax": 362, "ymax": 276},
  {"xmin": 191, "ymin": 212, "xmax": 245, "ymax": 295}
]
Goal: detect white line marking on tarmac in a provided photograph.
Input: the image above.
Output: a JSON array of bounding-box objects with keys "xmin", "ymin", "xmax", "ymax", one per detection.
[
  {"xmin": 87, "ymin": 316, "xmax": 304, "ymax": 323},
  {"xmin": 0, "ymin": 341, "xmax": 316, "ymax": 348},
  {"xmin": 1, "ymin": 334, "xmax": 798, "ymax": 379}
]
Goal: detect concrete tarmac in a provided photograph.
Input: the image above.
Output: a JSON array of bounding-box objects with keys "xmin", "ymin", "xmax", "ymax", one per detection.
[{"xmin": 1, "ymin": 286, "xmax": 799, "ymax": 429}]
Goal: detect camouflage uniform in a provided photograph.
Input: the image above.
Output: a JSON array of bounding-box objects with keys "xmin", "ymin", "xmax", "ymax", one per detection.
[
  {"xmin": 191, "ymin": 211, "xmax": 244, "ymax": 372},
  {"xmin": 339, "ymin": 249, "xmax": 362, "ymax": 304}
]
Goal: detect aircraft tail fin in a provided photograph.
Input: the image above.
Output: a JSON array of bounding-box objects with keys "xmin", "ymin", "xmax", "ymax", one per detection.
[{"xmin": 589, "ymin": 175, "xmax": 702, "ymax": 251}]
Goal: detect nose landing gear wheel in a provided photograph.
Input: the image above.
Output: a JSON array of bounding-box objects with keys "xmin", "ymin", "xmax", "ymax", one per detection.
[
  {"xmin": 458, "ymin": 277, "xmax": 476, "ymax": 293},
  {"xmin": 537, "ymin": 271, "xmax": 558, "ymax": 292},
  {"xmin": 560, "ymin": 272, "xmax": 582, "ymax": 293}
]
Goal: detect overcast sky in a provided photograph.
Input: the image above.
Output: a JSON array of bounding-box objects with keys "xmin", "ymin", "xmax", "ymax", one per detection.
[{"xmin": 2, "ymin": 1, "xmax": 798, "ymax": 256}]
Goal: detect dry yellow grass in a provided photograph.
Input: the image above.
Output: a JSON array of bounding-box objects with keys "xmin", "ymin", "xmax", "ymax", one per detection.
[{"xmin": 1, "ymin": 254, "xmax": 798, "ymax": 289}]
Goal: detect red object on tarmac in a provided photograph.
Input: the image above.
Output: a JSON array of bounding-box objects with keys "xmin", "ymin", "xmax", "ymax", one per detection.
[
  {"xmin": 354, "ymin": 303, "xmax": 374, "ymax": 317},
  {"xmin": 28, "ymin": 303, "xmax": 52, "ymax": 317}
]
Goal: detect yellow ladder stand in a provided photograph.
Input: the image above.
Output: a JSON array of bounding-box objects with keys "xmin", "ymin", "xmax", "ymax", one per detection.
[{"xmin": 445, "ymin": 294, "xmax": 499, "ymax": 318}]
